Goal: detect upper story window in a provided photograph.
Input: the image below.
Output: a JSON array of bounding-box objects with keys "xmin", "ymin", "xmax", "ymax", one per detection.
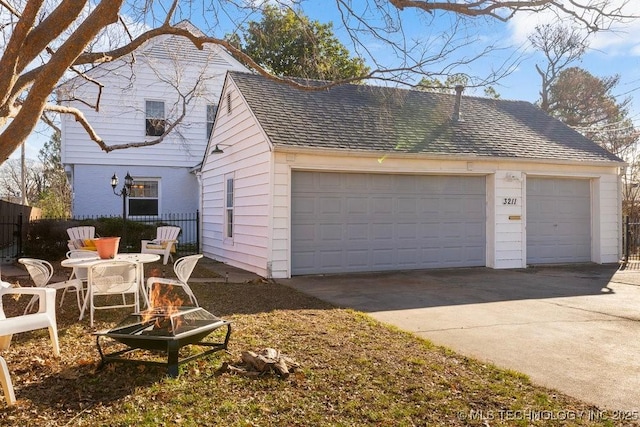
[
  {"xmin": 145, "ymin": 100, "xmax": 165, "ymax": 136},
  {"xmin": 206, "ymin": 104, "xmax": 217, "ymax": 140},
  {"xmin": 129, "ymin": 179, "xmax": 159, "ymax": 216}
]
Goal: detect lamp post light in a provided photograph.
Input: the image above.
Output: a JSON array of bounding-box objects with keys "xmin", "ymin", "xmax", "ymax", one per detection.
[{"xmin": 111, "ymin": 172, "xmax": 133, "ymax": 252}]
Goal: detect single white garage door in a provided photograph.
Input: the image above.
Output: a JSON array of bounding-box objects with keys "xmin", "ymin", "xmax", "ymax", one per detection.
[
  {"xmin": 526, "ymin": 177, "xmax": 591, "ymax": 264},
  {"xmin": 291, "ymin": 172, "xmax": 486, "ymax": 275}
]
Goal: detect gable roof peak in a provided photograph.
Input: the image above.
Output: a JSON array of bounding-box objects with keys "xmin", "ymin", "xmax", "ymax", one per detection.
[{"xmin": 174, "ymin": 20, "xmax": 206, "ymax": 37}]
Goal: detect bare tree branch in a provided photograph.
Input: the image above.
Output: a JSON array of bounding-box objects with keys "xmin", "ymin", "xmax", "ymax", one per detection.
[
  {"xmin": 530, "ymin": 23, "xmax": 588, "ymax": 112},
  {"xmin": 388, "ymin": 0, "xmax": 634, "ymax": 30},
  {"xmin": 0, "ymin": 0, "xmax": 42, "ymax": 107},
  {"xmin": 0, "ymin": 0, "xmax": 20, "ymax": 18},
  {"xmin": 0, "ymin": 0, "xmax": 123, "ymax": 160},
  {"xmin": 0, "ymin": 0, "xmax": 637, "ymax": 159}
]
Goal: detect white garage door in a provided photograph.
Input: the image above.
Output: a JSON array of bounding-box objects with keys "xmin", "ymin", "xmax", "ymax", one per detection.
[
  {"xmin": 291, "ymin": 172, "xmax": 486, "ymax": 275},
  {"xmin": 526, "ymin": 177, "xmax": 591, "ymax": 264}
]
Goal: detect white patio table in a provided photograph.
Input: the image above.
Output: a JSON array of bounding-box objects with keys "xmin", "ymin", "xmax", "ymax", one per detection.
[{"xmin": 61, "ymin": 253, "xmax": 161, "ymax": 320}]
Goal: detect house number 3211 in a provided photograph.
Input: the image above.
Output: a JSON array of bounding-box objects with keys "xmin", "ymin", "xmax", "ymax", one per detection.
[{"xmin": 503, "ymin": 198, "xmax": 517, "ymax": 205}]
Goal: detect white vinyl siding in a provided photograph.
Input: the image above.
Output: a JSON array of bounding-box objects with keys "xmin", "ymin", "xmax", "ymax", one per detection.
[
  {"xmin": 490, "ymin": 171, "xmax": 526, "ymax": 269},
  {"xmin": 596, "ymin": 174, "xmax": 622, "ymax": 263},
  {"xmin": 60, "ymin": 39, "xmax": 247, "ymax": 170},
  {"xmin": 59, "ymin": 35, "xmax": 249, "ymax": 217},
  {"xmin": 201, "ymin": 80, "xmax": 272, "ymax": 277}
]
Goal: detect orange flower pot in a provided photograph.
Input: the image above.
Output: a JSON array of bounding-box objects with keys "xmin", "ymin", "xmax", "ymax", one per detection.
[{"xmin": 94, "ymin": 237, "xmax": 121, "ymax": 259}]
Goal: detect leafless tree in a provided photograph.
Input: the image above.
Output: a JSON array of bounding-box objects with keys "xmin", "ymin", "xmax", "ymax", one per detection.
[
  {"xmin": 0, "ymin": 158, "xmax": 45, "ymax": 204},
  {"xmin": 0, "ymin": 0, "xmax": 636, "ymax": 161},
  {"xmin": 529, "ymin": 23, "xmax": 589, "ymax": 112}
]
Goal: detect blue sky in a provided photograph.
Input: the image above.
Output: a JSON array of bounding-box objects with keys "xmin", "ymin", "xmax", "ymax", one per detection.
[
  {"xmin": 294, "ymin": 1, "xmax": 640, "ymax": 125},
  {"xmin": 14, "ymin": 1, "xmax": 640, "ymax": 160}
]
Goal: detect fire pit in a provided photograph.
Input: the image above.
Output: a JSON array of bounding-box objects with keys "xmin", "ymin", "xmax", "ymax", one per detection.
[{"xmin": 94, "ymin": 307, "xmax": 231, "ymax": 377}]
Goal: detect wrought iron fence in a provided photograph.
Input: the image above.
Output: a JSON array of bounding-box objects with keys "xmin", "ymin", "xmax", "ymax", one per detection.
[
  {"xmin": 623, "ymin": 216, "xmax": 640, "ymax": 262},
  {"xmin": 0, "ymin": 214, "xmax": 22, "ymax": 262},
  {"xmin": 7, "ymin": 211, "xmax": 199, "ymax": 260}
]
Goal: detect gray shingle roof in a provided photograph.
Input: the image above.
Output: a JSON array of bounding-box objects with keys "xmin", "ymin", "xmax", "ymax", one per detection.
[{"xmin": 229, "ymin": 71, "xmax": 622, "ymax": 163}]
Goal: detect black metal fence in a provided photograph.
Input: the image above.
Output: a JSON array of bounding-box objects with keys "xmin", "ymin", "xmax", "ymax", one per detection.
[
  {"xmin": 1, "ymin": 211, "xmax": 199, "ymax": 261},
  {"xmin": 0, "ymin": 213, "xmax": 23, "ymax": 262},
  {"xmin": 623, "ymin": 216, "xmax": 640, "ymax": 262}
]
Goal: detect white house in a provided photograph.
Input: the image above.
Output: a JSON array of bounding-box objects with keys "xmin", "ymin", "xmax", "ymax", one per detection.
[
  {"xmin": 59, "ymin": 21, "xmax": 247, "ymax": 225},
  {"xmin": 201, "ymin": 71, "xmax": 624, "ymax": 279}
]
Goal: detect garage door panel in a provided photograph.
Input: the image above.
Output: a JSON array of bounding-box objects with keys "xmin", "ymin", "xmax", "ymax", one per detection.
[
  {"xmin": 319, "ymin": 197, "xmax": 342, "ymax": 214},
  {"xmin": 347, "ymin": 250, "xmax": 369, "ymax": 267},
  {"xmin": 397, "ymin": 223, "xmax": 418, "ymax": 239},
  {"xmin": 372, "ymin": 197, "xmax": 393, "ymax": 214},
  {"xmin": 527, "ymin": 178, "xmax": 591, "ymax": 264},
  {"xmin": 370, "ymin": 174, "xmax": 396, "ymax": 191},
  {"xmin": 347, "ymin": 224, "xmax": 368, "ymax": 240},
  {"xmin": 371, "ymin": 248, "xmax": 394, "ymax": 265},
  {"xmin": 319, "ymin": 224, "xmax": 343, "ymax": 240},
  {"xmin": 372, "ymin": 223, "xmax": 393, "ymax": 239},
  {"xmin": 293, "ymin": 251, "xmax": 315, "ymax": 270},
  {"xmin": 292, "ymin": 223, "xmax": 315, "ymax": 241},
  {"xmin": 318, "ymin": 174, "xmax": 341, "ymax": 189},
  {"xmin": 398, "ymin": 249, "xmax": 419, "ymax": 266},
  {"xmin": 292, "ymin": 172, "xmax": 486, "ymax": 274},
  {"xmin": 292, "ymin": 197, "xmax": 315, "ymax": 215},
  {"xmin": 397, "ymin": 197, "xmax": 418, "ymax": 214},
  {"xmin": 345, "ymin": 174, "xmax": 368, "ymax": 190},
  {"xmin": 347, "ymin": 198, "xmax": 368, "ymax": 214}
]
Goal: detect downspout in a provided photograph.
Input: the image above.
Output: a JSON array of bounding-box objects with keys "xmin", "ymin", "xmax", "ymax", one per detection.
[{"xmin": 195, "ymin": 170, "xmax": 203, "ymax": 253}]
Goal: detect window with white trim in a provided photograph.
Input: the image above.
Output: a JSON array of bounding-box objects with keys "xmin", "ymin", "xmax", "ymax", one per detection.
[
  {"xmin": 225, "ymin": 176, "xmax": 234, "ymax": 239},
  {"xmin": 206, "ymin": 104, "xmax": 217, "ymax": 140},
  {"xmin": 145, "ymin": 100, "xmax": 165, "ymax": 136},
  {"xmin": 129, "ymin": 179, "xmax": 159, "ymax": 216}
]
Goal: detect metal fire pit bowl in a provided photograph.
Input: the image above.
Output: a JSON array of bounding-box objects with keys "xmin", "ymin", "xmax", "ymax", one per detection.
[{"xmin": 94, "ymin": 307, "xmax": 232, "ymax": 377}]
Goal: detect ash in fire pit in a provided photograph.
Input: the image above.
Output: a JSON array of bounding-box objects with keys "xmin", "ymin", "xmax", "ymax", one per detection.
[{"xmin": 95, "ymin": 307, "xmax": 231, "ymax": 377}]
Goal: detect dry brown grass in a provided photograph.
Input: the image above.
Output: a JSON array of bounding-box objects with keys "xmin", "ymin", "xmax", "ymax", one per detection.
[{"xmin": 0, "ymin": 259, "xmax": 633, "ymax": 426}]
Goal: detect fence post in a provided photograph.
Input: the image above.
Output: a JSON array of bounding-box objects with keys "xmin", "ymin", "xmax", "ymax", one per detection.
[
  {"xmin": 196, "ymin": 210, "xmax": 200, "ymax": 253},
  {"xmin": 16, "ymin": 213, "xmax": 23, "ymax": 258},
  {"xmin": 625, "ymin": 215, "xmax": 630, "ymax": 261}
]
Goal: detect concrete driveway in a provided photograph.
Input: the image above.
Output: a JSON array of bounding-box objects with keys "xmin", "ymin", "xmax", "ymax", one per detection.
[{"xmin": 280, "ymin": 265, "xmax": 640, "ymax": 410}]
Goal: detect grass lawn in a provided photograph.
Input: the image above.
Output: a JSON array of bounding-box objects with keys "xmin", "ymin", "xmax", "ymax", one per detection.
[{"xmin": 0, "ymin": 259, "xmax": 631, "ymax": 426}]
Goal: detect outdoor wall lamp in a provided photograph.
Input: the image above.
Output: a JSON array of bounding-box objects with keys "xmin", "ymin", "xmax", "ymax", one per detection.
[{"xmin": 211, "ymin": 144, "xmax": 230, "ymax": 154}]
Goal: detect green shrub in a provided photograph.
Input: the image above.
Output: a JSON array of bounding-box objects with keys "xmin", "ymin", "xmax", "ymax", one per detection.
[{"xmin": 24, "ymin": 217, "xmax": 158, "ymax": 259}]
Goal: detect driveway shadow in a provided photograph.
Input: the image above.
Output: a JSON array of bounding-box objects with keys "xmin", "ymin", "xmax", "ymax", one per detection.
[{"xmin": 280, "ymin": 264, "xmax": 620, "ymax": 312}]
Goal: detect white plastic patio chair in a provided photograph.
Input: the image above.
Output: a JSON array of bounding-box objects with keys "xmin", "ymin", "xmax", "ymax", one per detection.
[
  {"xmin": 146, "ymin": 254, "xmax": 203, "ymax": 307},
  {"xmin": 141, "ymin": 226, "xmax": 181, "ymax": 265},
  {"xmin": 64, "ymin": 250, "xmax": 98, "ymax": 315},
  {"xmin": 0, "ymin": 286, "xmax": 61, "ymax": 405},
  {"xmin": 86, "ymin": 260, "xmax": 140, "ymax": 327},
  {"xmin": 0, "ymin": 356, "xmax": 15, "ymax": 406},
  {"xmin": 66, "ymin": 226, "xmax": 96, "ymax": 251},
  {"xmin": 18, "ymin": 258, "xmax": 83, "ymax": 314},
  {"xmin": 65, "ymin": 249, "xmax": 97, "ymax": 283}
]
